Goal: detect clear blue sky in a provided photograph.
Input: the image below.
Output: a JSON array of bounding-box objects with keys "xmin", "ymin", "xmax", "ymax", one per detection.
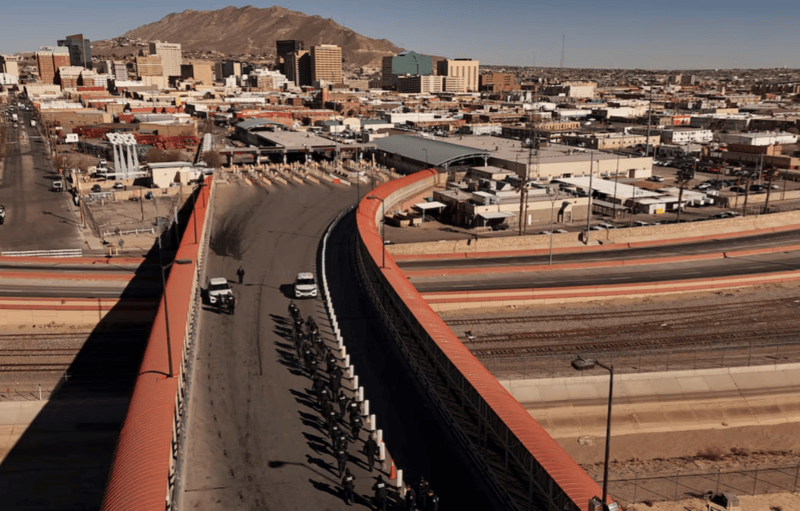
[{"xmin": 1, "ymin": 1, "xmax": 798, "ymax": 69}]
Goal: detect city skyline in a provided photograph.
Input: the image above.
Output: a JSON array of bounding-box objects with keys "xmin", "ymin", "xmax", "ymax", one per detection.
[{"xmin": 0, "ymin": 0, "xmax": 798, "ymax": 70}]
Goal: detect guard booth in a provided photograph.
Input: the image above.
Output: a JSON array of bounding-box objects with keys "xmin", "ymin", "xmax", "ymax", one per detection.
[{"xmin": 412, "ymin": 201, "xmax": 447, "ymax": 222}]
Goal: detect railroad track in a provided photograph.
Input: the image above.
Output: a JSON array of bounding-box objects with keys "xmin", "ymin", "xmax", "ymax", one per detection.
[
  {"xmin": 445, "ymin": 296, "xmax": 800, "ymax": 327},
  {"xmin": 471, "ymin": 326, "xmax": 800, "ymax": 359}
]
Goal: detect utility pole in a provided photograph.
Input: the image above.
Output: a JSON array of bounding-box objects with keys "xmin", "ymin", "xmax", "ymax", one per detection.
[
  {"xmin": 518, "ymin": 123, "xmax": 533, "ymax": 236},
  {"xmin": 644, "ymin": 83, "xmax": 654, "ymax": 158},
  {"xmin": 585, "ymin": 152, "xmax": 594, "ymax": 244}
]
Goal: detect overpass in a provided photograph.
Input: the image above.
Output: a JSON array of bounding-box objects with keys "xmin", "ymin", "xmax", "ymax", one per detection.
[{"xmin": 98, "ymin": 172, "xmax": 609, "ymax": 511}]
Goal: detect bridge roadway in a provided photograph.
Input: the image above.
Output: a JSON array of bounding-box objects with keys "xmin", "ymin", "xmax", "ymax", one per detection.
[
  {"xmin": 179, "ymin": 181, "xmax": 493, "ymax": 510},
  {"xmin": 411, "ymin": 249, "xmax": 800, "ymax": 293},
  {"xmin": 397, "ymin": 229, "xmax": 800, "ymax": 270}
]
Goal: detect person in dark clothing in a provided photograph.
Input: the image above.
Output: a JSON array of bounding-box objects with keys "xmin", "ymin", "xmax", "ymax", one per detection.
[
  {"xmin": 427, "ymin": 490, "xmax": 439, "ymax": 511},
  {"xmin": 312, "ymin": 376, "xmax": 325, "ymax": 400},
  {"xmin": 363, "ymin": 433, "xmax": 378, "ymax": 472},
  {"xmin": 326, "ymin": 353, "xmax": 338, "ymax": 374},
  {"xmin": 329, "ymin": 422, "xmax": 342, "ymax": 442},
  {"xmin": 330, "ymin": 374, "xmax": 342, "ymax": 396},
  {"xmin": 417, "ymin": 477, "xmax": 429, "ymax": 510},
  {"xmin": 351, "ymin": 414, "xmax": 362, "ymax": 440},
  {"xmin": 322, "ymin": 398, "xmax": 333, "ymax": 418},
  {"xmin": 372, "ymin": 475, "xmax": 389, "ymax": 511},
  {"xmin": 326, "ymin": 408, "xmax": 339, "ymax": 431},
  {"xmin": 346, "ymin": 396, "xmax": 360, "ymax": 418},
  {"xmin": 337, "ymin": 390, "xmax": 348, "ymax": 416},
  {"xmin": 318, "ymin": 384, "xmax": 331, "ymax": 408},
  {"xmin": 336, "ymin": 431, "xmax": 349, "ymax": 451},
  {"xmin": 236, "ymin": 266, "xmax": 245, "ymax": 284},
  {"xmin": 341, "ymin": 469, "xmax": 356, "ymax": 505},
  {"xmin": 405, "ymin": 485, "xmax": 417, "ymax": 511},
  {"xmin": 336, "ymin": 444, "xmax": 348, "ymax": 477},
  {"xmin": 333, "ymin": 365, "xmax": 344, "ymax": 385}
]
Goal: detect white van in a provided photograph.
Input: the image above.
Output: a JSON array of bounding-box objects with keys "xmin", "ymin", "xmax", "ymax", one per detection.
[{"xmin": 294, "ymin": 272, "xmax": 318, "ymax": 299}]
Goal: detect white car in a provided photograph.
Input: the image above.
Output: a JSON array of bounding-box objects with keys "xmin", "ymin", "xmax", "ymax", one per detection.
[
  {"xmin": 207, "ymin": 277, "xmax": 233, "ymax": 304},
  {"xmin": 294, "ymin": 272, "xmax": 318, "ymax": 299}
]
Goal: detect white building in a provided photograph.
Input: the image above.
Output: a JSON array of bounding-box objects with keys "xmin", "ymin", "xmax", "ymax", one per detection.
[
  {"xmin": 661, "ymin": 128, "xmax": 713, "ymax": 145},
  {"xmin": 0, "ymin": 73, "xmax": 18, "ymax": 85},
  {"xmin": 149, "ymin": 42, "xmax": 182, "ymax": 78},
  {"xmin": 717, "ymin": 132, "xmax": 798, "ymax": 146}
]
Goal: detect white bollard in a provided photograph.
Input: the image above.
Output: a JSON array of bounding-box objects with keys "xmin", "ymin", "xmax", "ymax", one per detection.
[
  {"xmin": 337, "ymin": 337, "xmax": 343, "ymax": 350},
  {"xmin": 377, "ymin": 428, "xmax": 383, "ymax": 444},
  {"xmin": 379, "ymin": 442, "xmax": 386, "ymax": 461},
  {"xmin": 397, "ymin": 468, "xmax": 403, "ymax": 489},
  {"xmin": 363, "ymin": 399, "xmax": 369, "ymax": 417},
  {"xmin": 349, "ymin": 365, "xmax": 354, "ymax": 378},
  {"xmin": 340, "ymin": 345, "xmax": 346, "ymax": 358},
  {"xmin": 358, "ymin": 386, "xmax": 364, "ymax": 402},
  {"xmin": 353, "ymin": 375, "xmax": 359, "ymax": 391},
  {"xmin": 370, "ymin": 414, "xmax": 376, "ymax": 431},
  {"xmin": 345, "ymin": 355, "xmax": 350, "ymax": 367}
]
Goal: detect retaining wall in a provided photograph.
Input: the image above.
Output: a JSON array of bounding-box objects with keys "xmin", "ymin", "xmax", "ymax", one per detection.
[{"xmin": 388, "ymin": 209, "xmax": 800, "ymax": 257}]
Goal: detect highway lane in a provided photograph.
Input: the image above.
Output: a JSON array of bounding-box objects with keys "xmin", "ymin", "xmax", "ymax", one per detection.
[
  {"xmin": 0, "ymin": 104, "xmax": 83, "ymax": 252},
  {"xmin": 398, "ymin": 229, "xmax": 800, "ymax": 270},
  {"xmin": 412, "ymin": 251, "xmax": 800, "ymax": 293}
]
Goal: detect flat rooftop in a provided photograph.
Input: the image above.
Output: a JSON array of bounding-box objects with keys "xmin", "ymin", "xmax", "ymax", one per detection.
[
  {"xmin": 445, "ymin": 135, "xmax": 628, "ymax": 164},
  {"xmin": 255, "ymin": 130, "xmax": 336, "ymax": 149}
]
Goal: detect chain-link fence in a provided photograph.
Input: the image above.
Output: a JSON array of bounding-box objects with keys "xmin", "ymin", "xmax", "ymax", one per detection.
[
  {"xmin": 479, "ymin": 339, "xmax": 800, "ymax": 380},
  {"xmin": 597, "ymin": 463, "xmax": 800, "ymax": 506}
]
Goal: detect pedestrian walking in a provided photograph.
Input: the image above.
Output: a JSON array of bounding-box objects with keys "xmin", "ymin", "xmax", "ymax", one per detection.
[
  {"xmin": 331, "ymin": 373, "xmax": 342, "ymax": 396},
  {"xmin": 418, "ymin": 477, "xmax": 429, "ymax": 510},
  {"xmin": 364, "ymin": 433, "xmax": 378, "ymax": 472},
  {"xmin": 236, "ymin": 266, "xmax": 245, "ymax": 284},
  {"xmin": 312, "ymin": 375, "xmax": 325, "ymax": 400},
  {"xmin": 336, "ymin": 444, "xmax": 348, "ymax": 477},
  {"xmin": 326, "ymin": 408, "xmax": 339, "ymax": 431},
  {"xmin": 336, "ymin": 431, "xmax": 349, "ymax": 451},
  {"xmin": 333, "ymin": 365, "xmax": 344, "ymax": 385},
  {"xmin": 341, "ymin": 469, "xmax": 356, "ymax": 505},
  {"xmin": 405, "ymin": 485, "xmax": 417, "ymax": 511},
  {"xmin": 326, "ymin": 352, "xmax": 338, "ymax": 374},
  {"xmin": 330, "ymin": 421, "xmax": 342, "ymax": 442},
  {"xmin": 318, "ymin": 384, "xmax": 331, "ymax": 408},
  {"xmin": 372, "ymin": 475, "xmax": 389, "ymax": 511},
  {"xmin": 428, "ymin": 490, "xmax": 438, "ymax": 511},
  {"xmin": 337, "ymin": 390, "xmax": 348, "ymax": 416},
  {"xmin": 351, "ymin": 414, "xmax": 363, "ymax": 440},
  {"xmin": 288, "ymin": 300, "xmax": 299, "ymax": 319}
]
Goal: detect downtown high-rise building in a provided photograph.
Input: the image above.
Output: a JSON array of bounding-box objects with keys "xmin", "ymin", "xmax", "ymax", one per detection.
[
  {"xmin": 57, "ymin": 34, "xmax": 92, "ymax": 69},
  {"xmin": 310, "ymin": 44, "xmax": 342, "ymax": 85},
  {"xmin": 149, "ymin": 42, "xmax": 182, "ymax": 77},
  {"xmin": 36, "ymin": 46, "xmax": 71, "ymax": 84}
]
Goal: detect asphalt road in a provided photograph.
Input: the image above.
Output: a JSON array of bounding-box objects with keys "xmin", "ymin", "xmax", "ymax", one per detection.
[
  {"xmin": 0, "ymin": 104, "xmax": 82, "ymax": 252},
  {"xmin": 179, "ymin": 180, "xmax": 380, "ymax": 511},
  {"xmin": 399, "ymin": 229, "xmax": 800, "ymax": 270},
  {"xmin": 0, "ymin": 283, "xmax": 158, "ymax": 298},
  {"xmin": 412, "ymin": 251, "xmax": 800, "ymax": 293}
]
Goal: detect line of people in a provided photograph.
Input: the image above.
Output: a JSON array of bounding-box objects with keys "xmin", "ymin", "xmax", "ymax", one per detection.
[{"xmin": 289, "ymin": 301, "xmax": 440, "ymax": 510}]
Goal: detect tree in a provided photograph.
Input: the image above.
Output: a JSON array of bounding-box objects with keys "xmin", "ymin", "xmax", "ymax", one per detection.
[{"xmin": 202, "ymin": 151, "xmax": 223, "ymax": 168}]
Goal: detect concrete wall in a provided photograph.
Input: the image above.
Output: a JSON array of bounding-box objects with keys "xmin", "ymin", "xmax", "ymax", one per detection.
[{"xmin": 388, "ymin": 209, "xmax": 800, "ymax": 256}]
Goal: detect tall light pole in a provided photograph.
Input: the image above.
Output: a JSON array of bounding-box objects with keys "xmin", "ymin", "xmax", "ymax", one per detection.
[
  {"xmin": 367, "ymin": 194, "xmax": 386, "ymax": 268},
  {"xmin": 572, "ymin": 357, "xmax": 614, "ymax": 510},
  {"xmin": 158, "ymin": 236, "xmax": 192, "ymax": 377},
  {"xmin": 547, "ymin": 188, "xmax": 561, "ymax": 265}
]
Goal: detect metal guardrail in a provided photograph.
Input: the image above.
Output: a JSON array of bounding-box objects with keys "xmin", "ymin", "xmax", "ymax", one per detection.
[
  {"xmin": 1, "ymin": 248, "xmax": 83, "ymax": 257},
  {"xmin": 101, "ymin": 227, "xmax": 155, "ymax": 237}
]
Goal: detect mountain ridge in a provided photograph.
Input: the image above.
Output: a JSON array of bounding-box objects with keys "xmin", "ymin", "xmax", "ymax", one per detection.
[{"xmin": 103, "ymin": 5, "xmax": 403, "ymax": 69}]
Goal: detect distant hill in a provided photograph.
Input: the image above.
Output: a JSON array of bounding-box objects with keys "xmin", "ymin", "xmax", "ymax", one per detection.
[{"xmin": 94, "ymin": 5, "xmax": 403, "ymax": 70}]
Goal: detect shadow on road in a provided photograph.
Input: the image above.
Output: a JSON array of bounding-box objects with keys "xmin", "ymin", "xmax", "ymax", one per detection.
[{"xmin": 0, "ymin": 247, "xmax": 165, "ymax": 510}]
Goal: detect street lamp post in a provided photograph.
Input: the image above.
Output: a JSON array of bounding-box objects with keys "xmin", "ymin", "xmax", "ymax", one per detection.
[
  {"xmin": 367, "ymin": 194, "xmax": 386, "ymax": 268},
  {"xmin": 572, "ymin": 357, "xmax": 614, "ymax": 510},
  {"xmin": 158, "ymin": 236, "xmax": 192, "ymax": 377}
]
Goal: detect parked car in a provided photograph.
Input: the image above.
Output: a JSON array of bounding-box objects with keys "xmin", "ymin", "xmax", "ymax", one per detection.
[
  {"xmin": 491, "ymin": 223, "xmax": 509, "ymax": 231},
  {"xmin": 113, "ymin": 182, "xmax": 124, "ymax": 189},
  {"xmin": 633, "ymin": 220, "xmax": 650, "ymax": 227},
  {"xmin": 597, "ymin": 223, "xmax": 616, "ymax": 230},
  {"xmin": 648, "ymin": 176, "xmax": 664, "ymax": 182},
  {"xmin": 91, "ymin": 184, "xmax": 102, "ymax": 193}
]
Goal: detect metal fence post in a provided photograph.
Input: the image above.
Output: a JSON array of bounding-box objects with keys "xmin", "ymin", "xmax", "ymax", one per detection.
[
  {"xmin": 632, "ymin": 472, "xmax": 638, "ymax": 504},
  {"xmin": 674, "ymin": 470, "xmax": 680, "ymax": 501},
  {"xmin": 716, "ymin": 468, "xmax": 721, "ymax": 494}
]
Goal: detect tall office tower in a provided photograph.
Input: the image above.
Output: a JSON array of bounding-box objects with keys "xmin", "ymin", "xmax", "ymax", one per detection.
[
  {"xmin": 57, "ymin": 34, "xmax": 93, "ymax": 69},
  {"xmin": 36, "ymin": 46, "xmax": 71, "ymax": 84},
  {"xmin": 149, "ymin": 42, "xmax": 183, "ymax": 77},
  {"xmin": 215, "ymin": 60, "xmax": 242, "ymax": 79},
  {"xmin": 285, "ymin": 50, "xmax": 311, "ymax": 86},
  {"xmin": 276, "ymin": 40, "xmax": 304, "ymax": 73},
  {"xmin": 437, "ymin": 58, "xmax": 480, "ymax": 92},
  {"xmin": 310, "ymin": 44, "xmax": 342, "ymax": 85}
]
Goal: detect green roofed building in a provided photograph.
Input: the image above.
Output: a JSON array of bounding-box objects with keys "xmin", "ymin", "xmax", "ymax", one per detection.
[{"xmin": 381, "ymin": 51, "xmax": 433, "ymax": 90}]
